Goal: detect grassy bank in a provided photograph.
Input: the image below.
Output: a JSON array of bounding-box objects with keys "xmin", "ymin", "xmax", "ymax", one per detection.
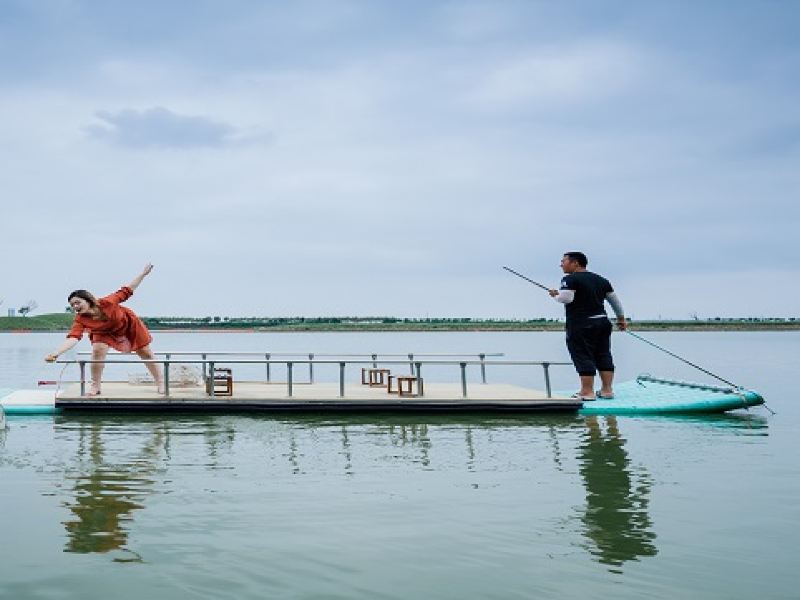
[
  {"xmin": 0, "ymin": 313, "xmax": 75, "ymax": 330},
  {"xmin": 1, "ymin": 314, "xmax": 798, "ymax": 332}
]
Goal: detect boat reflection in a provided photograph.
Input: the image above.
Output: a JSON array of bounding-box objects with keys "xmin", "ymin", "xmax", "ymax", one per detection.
[{"xmin": 577, "ymin": 416, "xmax": 657, "ymax": 571}]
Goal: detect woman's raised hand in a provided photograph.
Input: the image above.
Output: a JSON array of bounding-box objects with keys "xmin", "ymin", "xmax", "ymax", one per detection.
[
  {"xmin": 128, "ymin": 263, "xmax": 154, "ymax": 291},
  {"xmin": 44, "ymin": 354, "xmax": 58, "ymax": 363}
]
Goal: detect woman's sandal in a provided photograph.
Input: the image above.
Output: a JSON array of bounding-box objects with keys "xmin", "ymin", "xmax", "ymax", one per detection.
[
  {"xmin": 595, "ymin": 390, "xmax": 615, "ymax": 399},
  {"xmin": 85, "ymin": 388, "xmax": 102, "ymax": 397},
  {"xmin": 571, "ymin": 393, "xmax": 596, "ymax": 401}
]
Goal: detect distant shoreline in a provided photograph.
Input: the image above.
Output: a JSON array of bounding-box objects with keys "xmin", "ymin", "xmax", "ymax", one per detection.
[{"xmin": 0, "ymin": 314, "xmax": 797, "ymax": 333}]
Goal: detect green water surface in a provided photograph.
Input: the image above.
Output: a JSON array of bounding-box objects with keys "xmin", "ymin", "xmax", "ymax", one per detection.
[{"xmin": 1, "ymin": 332, "xmax": 796, "ymax": 599}]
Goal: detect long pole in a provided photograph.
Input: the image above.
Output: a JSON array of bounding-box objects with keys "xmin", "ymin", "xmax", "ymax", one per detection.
[
  {"xmin": 624, "ymin": 331, "xmax": 740, "ymax": 389},
  {"xmin": 502, "ymin": 265, "xmax": 743, "ymax": 390},
  {"xmin": 502, "ymin": 266, "xmax": 550, "ymax": 291}
]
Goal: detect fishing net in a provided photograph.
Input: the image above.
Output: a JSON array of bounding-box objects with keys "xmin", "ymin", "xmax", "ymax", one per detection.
[{"xmin": 127, "ymin": 365, "xmax": 202, "ymax": 387}]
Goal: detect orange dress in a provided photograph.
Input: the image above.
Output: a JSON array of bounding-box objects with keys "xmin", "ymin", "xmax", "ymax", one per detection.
[{"xmin": 67, "ymin": 286, "xmax": 153, "ymax": 352}]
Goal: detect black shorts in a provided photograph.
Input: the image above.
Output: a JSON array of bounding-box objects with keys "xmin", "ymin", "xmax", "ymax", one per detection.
[{"xmin": 566, "ymin": 318, "xmax": 614, "ymax": 376}]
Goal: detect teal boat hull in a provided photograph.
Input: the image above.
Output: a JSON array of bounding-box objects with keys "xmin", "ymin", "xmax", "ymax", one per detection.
[
  {"xmin": 0, "ymin": 388, "xmax": 59, "ymax": 415},
  {"xmin": 575, "ymin": 375, "xmax": 764, "ymax": 416}
]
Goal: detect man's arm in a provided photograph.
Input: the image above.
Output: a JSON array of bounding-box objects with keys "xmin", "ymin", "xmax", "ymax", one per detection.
[
  {"xmin": 548, "ymin": 276, "xmax": 574, "ymax": 303},
  {"xmin": 548, "ymin": 289, "xmax": 575, "ymax": 303},
  {"xmin": 606, "ymin": 291, "xmax": 627, "ymax": 330}
]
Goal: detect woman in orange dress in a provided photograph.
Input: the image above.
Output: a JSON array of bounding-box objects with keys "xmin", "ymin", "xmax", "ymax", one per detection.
[{"xmin": 45, "ymin": 263, "xmax": 164, "ymax": 396}]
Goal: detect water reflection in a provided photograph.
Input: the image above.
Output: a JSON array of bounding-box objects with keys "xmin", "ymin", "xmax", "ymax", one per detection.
[
  {"xmin": 577, "ymin": 416, "xmax": 657, "ymax": 570},
  {"xmin": 280, "ymin": 414, "xmax": 574, "ymax": 474},
  {"xmin": 57, "ymin": 416, "xmax": 235, "ymax": 560},
  {"xmin": 61, "ymin": 421, "xmax": 166, "ymax": 560},
  {"xmin": 648, "ymin": 411, "xmax": 770, "ymax": 432},
  {"xmin": 47, "ymin": 411, "xmax": 766, "ymax": 565},
  {"xmin": 386, "ymin": 423, "xmax": 432, "ymax": 467}
]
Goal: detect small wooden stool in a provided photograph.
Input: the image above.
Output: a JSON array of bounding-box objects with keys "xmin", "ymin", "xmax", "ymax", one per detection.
[
  {"xmin": 206, "ymin": 367, "xmax": 233, "ymax": 397},
  {"xmin": 361, "ymin": 368, "xmax": 391, "ymax": 387},
  {"xmin": 388, "ymin": 375, "xmax": 423, "ymax": 397}
]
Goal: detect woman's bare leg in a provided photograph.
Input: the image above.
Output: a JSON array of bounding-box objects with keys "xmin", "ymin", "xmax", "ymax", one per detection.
[
  {"xmin": 136, "ymin": 345, "xmax": 165, "ymax": 393},
  {"xmin": 89, "ymin": 343, "xmax": 109, "ymax": 395}
]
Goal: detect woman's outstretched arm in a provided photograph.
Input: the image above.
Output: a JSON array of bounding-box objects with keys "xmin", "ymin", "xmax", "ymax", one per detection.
[
  {"xmin": 45, "ymin": 337, "xmax": 79, "ymax": 362},
  {"xmin": 127, "ymin": 263, "xmax": 154, "ymax": 291}
]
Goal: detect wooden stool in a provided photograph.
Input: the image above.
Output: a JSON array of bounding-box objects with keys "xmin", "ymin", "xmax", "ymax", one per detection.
[
  {"xmin": 206, "ymin": 367, "xmax": 233, "ymax": 397},
  {"xmin": 362, "ymin": 368, "xmax": 391, "ymax": 387},
  {"xmin": 388, "ymin": 375, "xmax": 423, "ymax": 397}
]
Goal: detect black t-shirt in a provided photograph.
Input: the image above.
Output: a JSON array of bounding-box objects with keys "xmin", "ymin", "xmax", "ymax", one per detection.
[{"xmin": 560, "ymin": 271, "xmax": 613, "ymax": 323}]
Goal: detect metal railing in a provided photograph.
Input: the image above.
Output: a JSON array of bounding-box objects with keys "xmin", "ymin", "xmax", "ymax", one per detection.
[
  {"xmin": 64, "ymin": 355, "xmax": 571, "ymax": 399},
  {"xmin": 77, "ymin": 351, "xmax": 505, "ymax": 385}
]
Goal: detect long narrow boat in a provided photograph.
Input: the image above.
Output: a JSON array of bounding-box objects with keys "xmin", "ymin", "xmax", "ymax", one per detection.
[{"xmin": 0, "ymin": 374, "xmax": 764, "ymax": 416}]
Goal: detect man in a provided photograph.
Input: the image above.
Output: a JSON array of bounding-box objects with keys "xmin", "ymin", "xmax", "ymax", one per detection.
[{"xmin": 548, "ymin": 252, "xmax": 627, "ymax": 400}]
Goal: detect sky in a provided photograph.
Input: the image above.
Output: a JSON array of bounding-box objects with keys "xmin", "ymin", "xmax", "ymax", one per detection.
[{"xmin": 0, "ymin": 0, "xmax": 798, "ymax": 320}]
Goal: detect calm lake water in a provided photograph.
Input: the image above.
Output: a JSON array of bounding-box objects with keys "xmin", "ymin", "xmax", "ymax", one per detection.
[{"xmin": 1, "ymin": 331, "xmax": 797, "ymax": 599}]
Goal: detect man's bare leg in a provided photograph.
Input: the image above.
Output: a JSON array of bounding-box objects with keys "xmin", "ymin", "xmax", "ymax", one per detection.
[
  {"xmin": 598, "ymin": 370, "xmax": 614, "ymax": 398},
  {"xmin": 579, "ymin": 375, "xmax": 595, "ymax": 398}
]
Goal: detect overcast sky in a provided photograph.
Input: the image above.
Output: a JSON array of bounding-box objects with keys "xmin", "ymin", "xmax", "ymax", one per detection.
[{"xmin": 1, "ymin": 0, "xmax": 797, "ymax": 319}]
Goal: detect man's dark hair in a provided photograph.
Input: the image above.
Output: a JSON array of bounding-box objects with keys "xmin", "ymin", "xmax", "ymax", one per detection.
[{"xmin": 564, "ymin": 252, "xmax": 588, "ymax": 267}]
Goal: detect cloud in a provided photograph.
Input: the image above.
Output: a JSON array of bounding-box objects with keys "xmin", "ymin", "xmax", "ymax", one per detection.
[
  {"xmin": 464, "ymin": 43, "xmax": 641, "ymax": 111},
  {"xmin": 84, "ymin": 106, "xmax": 266, "ymax": 148}
]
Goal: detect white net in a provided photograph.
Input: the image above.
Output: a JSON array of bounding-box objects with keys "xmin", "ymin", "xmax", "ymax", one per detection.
[{"xmin": 128, "ymin": 365, "xmax": 202, "ymax": 387}]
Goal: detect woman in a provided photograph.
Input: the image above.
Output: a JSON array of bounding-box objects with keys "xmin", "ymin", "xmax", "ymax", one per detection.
[{"xmin": 45, "ymin": 263, "xmax": 164, "ymax": 396}]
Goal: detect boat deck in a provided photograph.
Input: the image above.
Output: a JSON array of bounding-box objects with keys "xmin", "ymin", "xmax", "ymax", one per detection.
[{"xmin": 55, "ymin": 381, "xmax": 579, "ymax": 413}]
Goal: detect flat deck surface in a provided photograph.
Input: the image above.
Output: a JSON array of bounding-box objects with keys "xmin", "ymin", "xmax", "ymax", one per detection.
[{"xmin": 55, "ymin": 381, "xmax": 578, "ymax": 412}]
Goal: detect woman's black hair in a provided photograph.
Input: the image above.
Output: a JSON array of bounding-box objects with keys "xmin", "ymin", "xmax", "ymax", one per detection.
[{"xmin": 68, "ymin": 289, "xmax": 98, "ymax": 307}]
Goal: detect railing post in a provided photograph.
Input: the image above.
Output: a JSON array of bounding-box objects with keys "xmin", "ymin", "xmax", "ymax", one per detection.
[
  {"xmin": 309, "ymin": 353, "xmax": 314, "ymax": 383},
  {"xmin": 372, "ymin": 354, "xmax": 378, "ymax": 369},
  {"xmin": 209, "ymin": 361, "xmax": 215, "ymax": 398},
  {"xmin": 542, "ymin": 362, "xmax": 552, "ymax": 398},
  {"xmin": 265, "ymin": 353, "xmax": 271, "ymax": 382},
  {"xmin": 164, "ymin": 353, "xmax": 171, "ymax": 397},
  {"xmin": 201, "ymin": 353, "xmax": 207, "ymax": 381},
  {"xmin": 479, "ymin": 353, "xmax": 487, "ymax": 384},
  {"xmin": 79, "ymin": 361, "xmax": 86, "ymax": 396},
  {"xmin": 414, "ymin": 361, "xmax": 422, "ymax": 380},
  {"xmin": 408, "ymin": 353, "xmax": 414, "ymax": 374},
  {"xmin": 164, "ymin": 359, "xmax": 170, "ymax": 397},
  {"xmin": 287, "ymin": 362, "xmax": 293, "ymax": 397},
  {"xmin": 339, "ymin": 362, "xmax": 345, "ymax": 397},
  {"xmin": 460, "ymin": 362, "xmax": 468, "ymax": 398}
]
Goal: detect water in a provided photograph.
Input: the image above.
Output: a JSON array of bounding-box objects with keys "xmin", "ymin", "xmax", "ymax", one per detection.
[{"xmin": 1, "ymin": 331, "xmax": 797, "ymax": 599}]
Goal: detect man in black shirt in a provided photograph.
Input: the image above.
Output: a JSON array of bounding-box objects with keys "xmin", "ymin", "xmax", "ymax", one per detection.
[{"xmin": 548, "ymin": 252, "xmax": 627, "ymax": 400}]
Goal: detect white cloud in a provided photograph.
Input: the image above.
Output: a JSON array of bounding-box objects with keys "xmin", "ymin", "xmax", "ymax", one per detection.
[{"xmin": 464, "ymin": 43, "xmax": 641, "ymax": 111}]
